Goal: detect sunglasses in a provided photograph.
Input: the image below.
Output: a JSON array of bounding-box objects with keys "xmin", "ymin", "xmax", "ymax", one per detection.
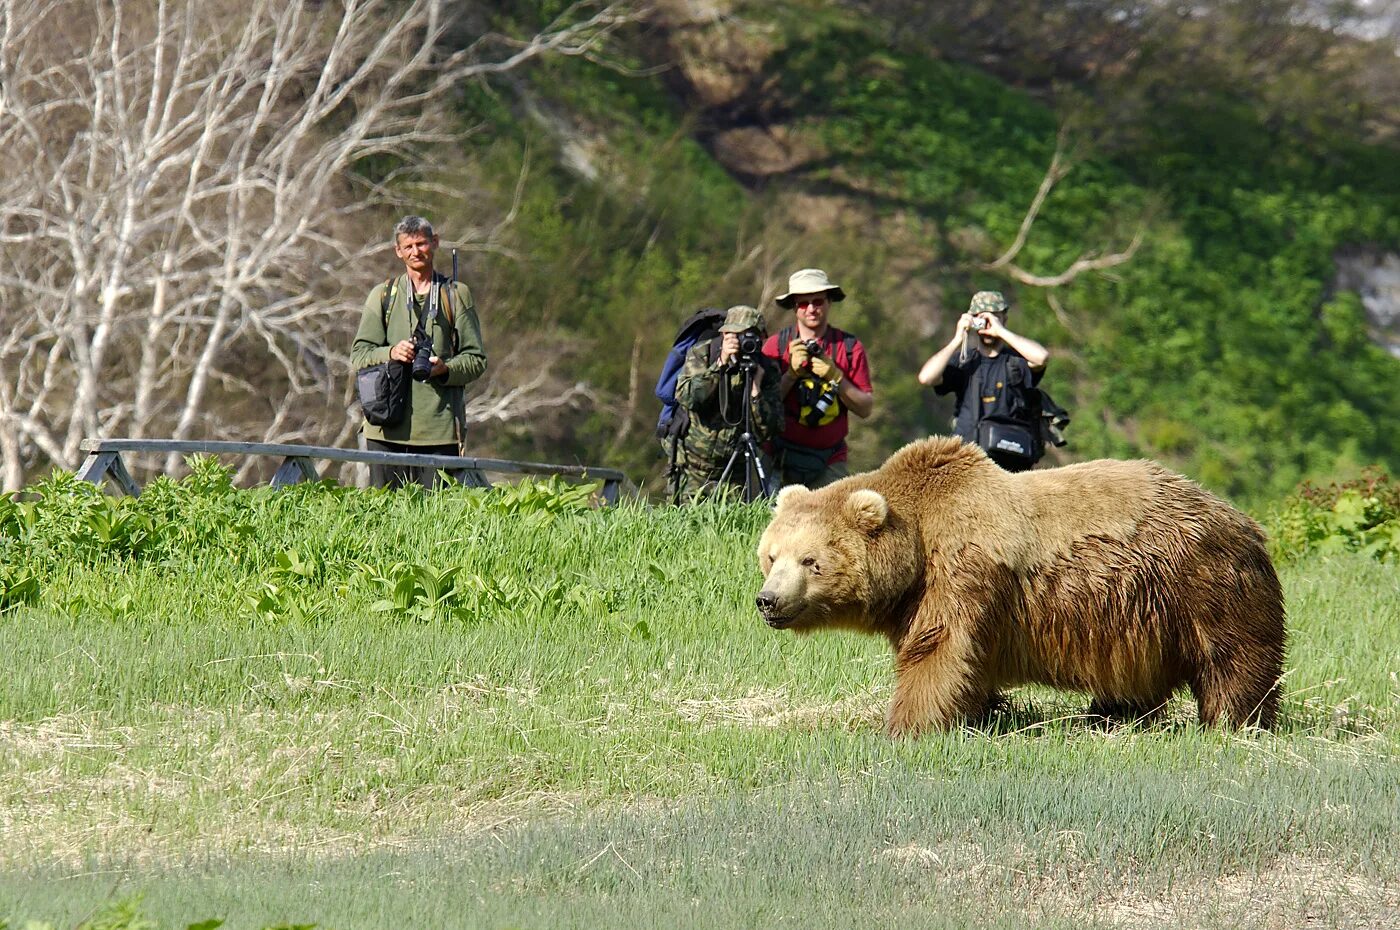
[{"xmin": 794, "ymin": 296, "xmax": 829, "ymax": 309}]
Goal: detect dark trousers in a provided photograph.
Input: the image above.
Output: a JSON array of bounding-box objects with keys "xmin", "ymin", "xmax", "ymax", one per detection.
[{"xmin": 366, "ymin": 438, "xmax": 459, "ymax": 490}]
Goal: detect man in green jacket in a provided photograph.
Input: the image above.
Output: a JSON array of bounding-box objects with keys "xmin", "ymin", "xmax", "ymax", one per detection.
[{"xmin": 351, "ymin": 215, "xmax": 487, "ymax": 488}]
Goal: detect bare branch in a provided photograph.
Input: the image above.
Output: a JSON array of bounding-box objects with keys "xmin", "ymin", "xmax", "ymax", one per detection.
[
  {"xmin": 465, "ymin": 377, "xmax": 598, "ymax": 426},
  {"xmin": 980, "ymin": 125, "xmax": 1143, "ymax": 290},
  {"xmin": 999, "ymin": 229, "xmax": 1144, "ymax": 289},
  {"xmin": 0, "ymin": 0, "xmax": 641, "ymax": 486},
  {"xmin": 983, "ymin": 126, "xmax": 1073, "ymax": 272},
  {"xmin": 610, "ymin": 331, "xmax": 644, "ymax": 449}
]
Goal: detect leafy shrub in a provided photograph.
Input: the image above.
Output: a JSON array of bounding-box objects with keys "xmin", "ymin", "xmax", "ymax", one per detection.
[
  {"xmin": 1268, "ymin": 467, "xmax": 1400, "ymax": 562},
  {"xmin": 487, "ymin": 474, "xmax": 601, "ymax": 520},
  {"xmin": 455, "ymin": 9, "xmax": 1400, "ymax": 503},
  {"xmin": 0, "ymin": 566, "xmax": 39, "ymax": 612},
  {"xmin": 0, "ymin": 458, "xmax": 619, "ymax": 624},
  {"xmin": 0, "ymin": 459, "xmax": 255, "ymax": 575}
]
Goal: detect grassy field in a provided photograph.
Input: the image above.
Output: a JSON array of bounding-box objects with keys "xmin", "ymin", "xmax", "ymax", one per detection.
[{"xmin": 1, "ymin": 474, "xmax": 1398, "ymax": 928}]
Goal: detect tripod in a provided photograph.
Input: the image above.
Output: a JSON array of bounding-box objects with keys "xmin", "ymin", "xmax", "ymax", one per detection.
[{"xmin": 715, "ymin": 358, "xmax": 775, "ymax": 502}]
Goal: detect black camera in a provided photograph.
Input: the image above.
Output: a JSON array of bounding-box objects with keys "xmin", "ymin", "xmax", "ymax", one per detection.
[
  {"xmin": 737, "ymin": 330, "xmax": 763, "ymax": 358},
  {"xmin": 411, "ymin": 331, "xmax": 435, "ymax": 382},
  {"xmin": 803, "ymin": 338, "xmax": 822, "ymax": 358}
]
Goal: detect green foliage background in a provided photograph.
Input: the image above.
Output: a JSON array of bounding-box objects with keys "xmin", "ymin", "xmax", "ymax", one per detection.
[{"xmin": 440, "ymin": 0, "xmax": 1400, "ymax": 506}]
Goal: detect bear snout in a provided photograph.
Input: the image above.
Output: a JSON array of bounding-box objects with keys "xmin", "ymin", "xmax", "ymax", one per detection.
[{"xmin": 755, "ymin": 591, "xmax": 792, "ymax": 628}]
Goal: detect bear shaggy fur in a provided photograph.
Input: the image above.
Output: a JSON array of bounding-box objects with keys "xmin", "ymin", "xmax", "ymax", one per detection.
[{"xmin": 755, "ymin": 437, "xmax": 1286, "ymax": 736}]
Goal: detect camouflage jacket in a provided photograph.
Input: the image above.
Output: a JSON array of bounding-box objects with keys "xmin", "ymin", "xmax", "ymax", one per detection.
[{"xmin": 673, "ymin": 339, "xmax": 783, "ymax": 472}]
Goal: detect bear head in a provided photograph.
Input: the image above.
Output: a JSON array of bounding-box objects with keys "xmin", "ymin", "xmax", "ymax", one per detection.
[{"xmin": 755, "ymin": 483, "xmax": 920, "ymax": 634}]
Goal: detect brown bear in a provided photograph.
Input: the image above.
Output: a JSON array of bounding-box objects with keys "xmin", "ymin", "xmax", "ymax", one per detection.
[{"xmin": 755, "ymin": 437, "xmax": 1286, "ymax": 736}]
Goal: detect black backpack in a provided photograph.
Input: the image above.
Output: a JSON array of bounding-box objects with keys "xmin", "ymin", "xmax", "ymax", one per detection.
[
  {"xmin": 968, "ymin": 354, "xmax": 1070, "ymax": 466},
  {"xmin": 654, "ymin": 307, "xmax": 728, "ymax": 443},
  {"xmin": 1034, "ymin": 387, "xmax": 1070, "ymax": 451}
]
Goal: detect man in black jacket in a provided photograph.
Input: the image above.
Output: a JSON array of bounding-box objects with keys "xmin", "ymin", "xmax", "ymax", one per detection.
[{"xmin": 918, "ymin": 291, "xmax": 1050, "ymax": 472}]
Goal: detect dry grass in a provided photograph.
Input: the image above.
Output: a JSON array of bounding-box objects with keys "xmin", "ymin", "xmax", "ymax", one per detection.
[
  {"xmin": 878, "ymin": 843, "xmax": 1400, "ymax": 929},
  {"xmin": 0, "ymin": 702, "xmax": 584, "ymax": 869},
  {"xmin": 670, "ymin": 686, "xmax": 887, "ymax": 730}
]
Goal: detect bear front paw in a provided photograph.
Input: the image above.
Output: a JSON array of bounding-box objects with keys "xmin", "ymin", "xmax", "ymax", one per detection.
[{"xmin": 884, "ymin": 705, "xmax": 942, "ymax": 739}]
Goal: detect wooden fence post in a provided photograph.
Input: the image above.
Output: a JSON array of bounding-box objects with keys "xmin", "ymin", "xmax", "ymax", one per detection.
[
  {"xmin": 75, "ymin": 451, "xmax": 143, "ymax": 497},
  {"xmin": 270, "ymin": 456, "xmax": 320, "ymax": 488}
]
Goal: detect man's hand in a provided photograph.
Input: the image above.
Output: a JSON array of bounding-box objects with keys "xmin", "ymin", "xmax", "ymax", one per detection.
[
  {"xmin": 718, "ymin": 333, "xmax": 739, "ymax": 367},
  {"xmin": 429, "ymin": 356, "xmax": 448, "ymax": 378},
  {"xmin": 787, "ymin": 337, "xmax": 809, "ymax": 373},
  {"xmin": 810, "ymin": 355, "xmax": 840, "ymax": 383},
  {"xmin": 389, "ymin": 340, "xmax": 417, "ymax": 363},
  {"xmin": 978, "ymin": 314, "xmax": 1006, "ymax": 339},
  {"xmin": 956, "ymin": 313, "xmax": 976, "ymax": 336}
]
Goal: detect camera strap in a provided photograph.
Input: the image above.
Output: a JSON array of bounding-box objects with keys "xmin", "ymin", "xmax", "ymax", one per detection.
[
  {"xmin": 417, "ymin": 274, "xmax": 462, "ymax": 358},
  {"xmin": 379, "ymin": 277, "xmax": 397, "ymax": 330},
  {"xmin": 413, "ymin": 284, "xmax": 435, "ymax": 338},
  {"xmin": 387, "ymin": 273, "xmax": 458, "ymax": 356},
  {"xmin": 959, "ymin": 330, "xmax": 974, "ymax": 364}
]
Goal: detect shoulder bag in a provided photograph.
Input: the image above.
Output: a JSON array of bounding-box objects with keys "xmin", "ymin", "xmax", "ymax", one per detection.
[{"xmin": 356, "ymin": 278, "xmax": 410, "ymax": 427}]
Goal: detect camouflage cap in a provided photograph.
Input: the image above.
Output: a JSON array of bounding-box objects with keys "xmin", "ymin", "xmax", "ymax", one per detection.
[
  {"xmin": 719, "ymin": 304, "xmax": 764, "ymax": 333},
  {"xmin": 969, "ymin": 290, "xmax": 1009, "ymax": 315}
]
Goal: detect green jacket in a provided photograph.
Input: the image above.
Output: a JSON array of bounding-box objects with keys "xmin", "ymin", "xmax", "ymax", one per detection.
[
  {"xmin": 351, "ymin": 272, "xmax": 487, "ymax": 446},
  {"xmin": 674, "ymin": 340, "xmax": 783, "ymax": 474}
]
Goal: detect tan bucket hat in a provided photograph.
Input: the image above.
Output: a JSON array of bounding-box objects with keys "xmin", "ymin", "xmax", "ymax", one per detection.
[{"xmin": 776, "ymin": 268, "xmax": 846, "ymax": 309}]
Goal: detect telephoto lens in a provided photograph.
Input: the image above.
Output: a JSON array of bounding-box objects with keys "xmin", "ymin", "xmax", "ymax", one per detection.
[{"xmin": 411, "ymin": 335, "xmax": 435, "ymax": 382}]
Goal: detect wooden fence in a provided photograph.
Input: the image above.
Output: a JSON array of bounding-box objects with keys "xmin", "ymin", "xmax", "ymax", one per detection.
[{"xmin": 75, "ymin": 439, "xmax": 632, "ymax": 504}]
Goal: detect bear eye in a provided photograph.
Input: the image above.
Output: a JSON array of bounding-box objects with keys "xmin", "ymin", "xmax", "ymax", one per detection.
[{"xmin": 801, "ymin": 556, "xmax": 819, "ymax": 573}]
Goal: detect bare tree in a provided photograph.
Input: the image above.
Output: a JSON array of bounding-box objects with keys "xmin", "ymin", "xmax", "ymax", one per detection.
[
  {"xmin": 0, "ymin": 0, "xmax": 638, "ymax": 489},
  {"xmin": 981, "ymin": 127, "xmax": 1144, "ymax": 291}
]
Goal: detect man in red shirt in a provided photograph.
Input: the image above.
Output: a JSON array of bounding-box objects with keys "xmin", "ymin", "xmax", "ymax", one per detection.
[{"xmin": 761, "ymin": 268, "xmax": 874, "ymax": 488}]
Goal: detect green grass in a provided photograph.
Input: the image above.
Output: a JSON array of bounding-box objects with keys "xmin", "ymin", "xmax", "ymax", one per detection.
[{"xmin": 2, "ymin": 479, "xmax": 1399, "ymax": 927}]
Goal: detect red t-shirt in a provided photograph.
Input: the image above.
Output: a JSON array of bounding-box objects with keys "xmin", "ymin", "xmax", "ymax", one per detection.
[{"xmin": 761, "ymin": 326, "xmax": 873, "ymax": 460}]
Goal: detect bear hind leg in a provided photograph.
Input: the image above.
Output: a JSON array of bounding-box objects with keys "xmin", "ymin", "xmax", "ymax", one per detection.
[
  {"xmin": 1187, "ymin": 569, "xmax": 1285, "ymax": 730},
  {"xmin": 1192, "ymin": 652, "xmax": 1282, "ymax": 730}
]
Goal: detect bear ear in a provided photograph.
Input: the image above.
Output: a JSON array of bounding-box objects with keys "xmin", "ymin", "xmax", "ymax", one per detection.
[
  {"xmin": 845, "ymin": 489, "xmax": 888, "ymax": 533},
  {"xmin": 775, "ymin": 484, "xmax": 811, "ymax": 512}
]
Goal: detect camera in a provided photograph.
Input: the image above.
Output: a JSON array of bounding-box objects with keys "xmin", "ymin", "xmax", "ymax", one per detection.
[
  {"xmin": 727, "ymin": 328, "xmax": 763, "ymax": 370},
  {"xmin": 737, "ymin": 330, "xmax": 763, "ymax": 358},
  {"xmin": 969, "ymin": 316, "xmax": 988, "ymax": 332},
  {"xmin": 411, "ymin": 331, "xmax": 435, "ymax": 382},
  {"xmin": 803, "ymin": 338, "xmax": 823, "ymax": 358}
]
